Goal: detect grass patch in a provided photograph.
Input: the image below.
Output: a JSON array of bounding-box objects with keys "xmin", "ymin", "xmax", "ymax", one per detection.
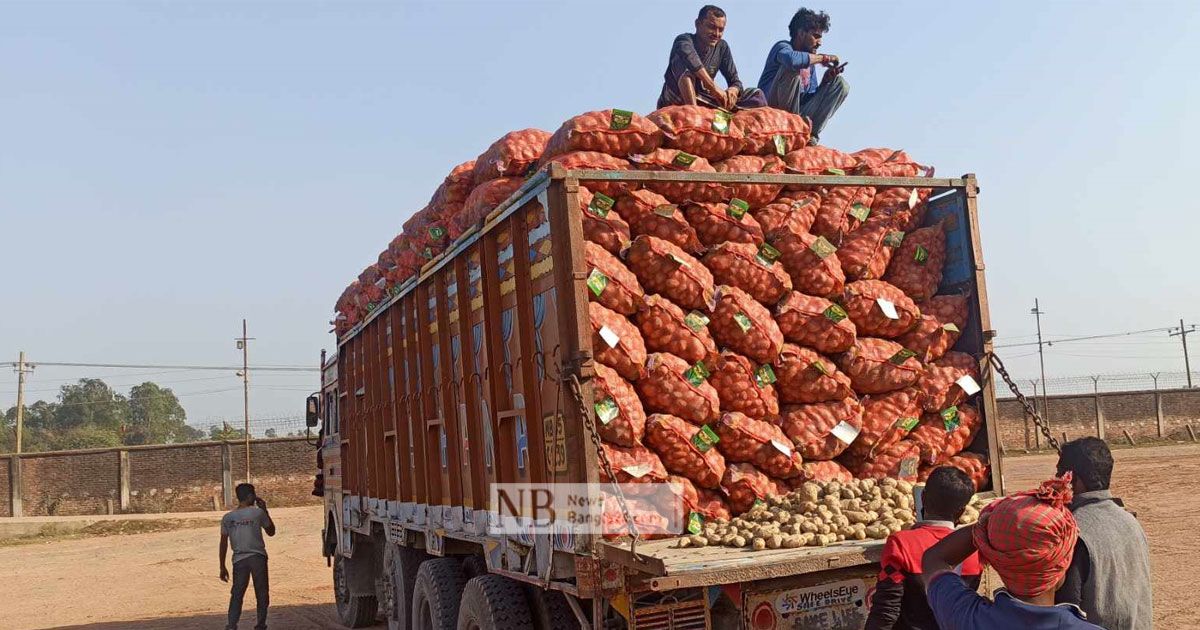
[{"xmin": 0, "ymin": 517, "xmax": 217, "ymax": 547}]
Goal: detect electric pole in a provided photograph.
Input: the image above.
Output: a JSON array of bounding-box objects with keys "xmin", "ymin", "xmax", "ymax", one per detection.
[
  {"xmin": 1031, "ymin": 299, "xmax": 1049, "ymax": 426},
  {"xmin": 236, "ymin": 320, "xmax": 255, "ymax": 481},
  {"xmin": 1170, "ymin": 319, "xmax": 1196, "ymax": 388},
  {"xmin": 13, "ymin": 352, "xmax": 34, "ymax": 454}
]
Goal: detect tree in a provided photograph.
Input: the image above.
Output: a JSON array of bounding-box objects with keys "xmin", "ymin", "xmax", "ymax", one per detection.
[
  {"xmin": 209, "ymin": 423, "xmax": 248, "ymax": 441},
  {"xmin": 125, "ymin": 382, "xmax": 190, "ymax": 445},
  {"xmin": 55, "ymin": 379, "xmax": 129, "ymax": 433},
  {"xmin": 264, "ymin": 428, "xmax": 278, "ymax": 438}
]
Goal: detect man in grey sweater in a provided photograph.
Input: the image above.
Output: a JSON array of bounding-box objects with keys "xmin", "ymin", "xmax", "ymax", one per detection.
[{"xmin": 1055, "ymin": 437, "xmax": 1153, "ymax": 629}]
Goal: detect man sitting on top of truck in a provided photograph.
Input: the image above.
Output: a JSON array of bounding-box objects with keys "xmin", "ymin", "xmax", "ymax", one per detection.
[
  {"xmin": 657, "ymin": 5, "xmax": 767, "ymax": 111},
  {"xmin": 865, "ymin": 467, "xmax": 982, "ymax": 630},
  {"xmin": 757, "ymin": 8, "xmax": 849, "ymax": 145}
]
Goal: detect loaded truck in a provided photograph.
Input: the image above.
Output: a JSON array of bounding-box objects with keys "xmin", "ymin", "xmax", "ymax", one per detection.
[{"xmin": 307, "ymin": 165, "xmax": 1005, "ymax": 629}]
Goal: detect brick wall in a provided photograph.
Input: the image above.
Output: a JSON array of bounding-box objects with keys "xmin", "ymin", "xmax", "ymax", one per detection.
[{"xmin": 3, "ymin": 437, "xmax": 319, "ymax": 517}]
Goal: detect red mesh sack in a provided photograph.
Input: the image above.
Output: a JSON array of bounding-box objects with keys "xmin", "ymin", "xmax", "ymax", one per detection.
[
  {"xmin": 593, "ymin": 362, "xmax": 647, "ymax": 447},
  {"xmin": 616, "ymin": 190, "xmax": 703, "ymax": 254},
  {"xmin": 842, "ymin": 280, "xmax": 921, "ymax": 339},
  {"xmin": 684, "ymin": 201, "xmax": 766, "ymax": 247},
  {"xmin": 585, "ymin": 241, "xmax": 644, "ymax": 315},
  {"xmin": 782, "ymin": 146, "xmax": 858, "ymax": 178},
  {"xmin": 453, "ymin": 177, "xmax": 524, "ymax": 238},
  {"xmin": 753, "ymin": 193, "xmax": 820, "ymax": 236},
  {"xmin": 471, "ymin": 128, "xmax": 551, "ymax": 186},
  {"xmin": 712, "ymin": 155, "xmax": 786, "ymax": 209},
  {"xmin": 883, "ymin": 220, "xmax": 947, "ymax": 301},
  {"xmin": 801, "ymin": 460, "xmax": 854, "ymax": 484},
  {"xmin": 774, "ymin": 343, "xmax": 855, "ymax": 404},
  {"xmin": 648, "ymin": 105, "xmax": 746, "ymax": 161},
  {"xmin": 600, "ymin": 497, "xmax": 674, "ymax": 540},
  {"xmin": 541, "ymin": 151, "xmax": 635, "ymax": 198},
  {"xmin": 909, "ymin": 403, "xmax": 982, "ymax": 466},
  {"xmin": 844, "ymin": 386, "xmax": 925, "ymax": 459},
  {"xmin": 872, "ymin": 187, "xmax": 932, "ymax": 232},
  {"xmin": 598, "ymin": 443, "xmax": 669, "ymax": 485},
  {"xmin": 898, "ymin": 294, "xmax": 969, "ymax": 363},
  {"xmin": 930, "ymin": 452, "xmax": 990, "ymax": 491},
  {"xmin": 403, "ymin": 204, "xmax": 451, "ymax": 257},
  {"xmin": 811, "ymin": 185, "xmax": 876, "ymax": 242},
  {"xmin": 734, "ymin": 107, "xmax": 811, "ymax": 156},
  {"xmin": 767, "ymin": 224, "xmax": 846, "ymax": 298},
  {"xmin": 841, "ymin": 440, "xmax": 921, "ymax": 482},
  {"xmin": 544, "ymin": 109, "xmax": 663, "ymax": 160},
  {"xmin": 777, "ymin": 397, "xmax": 863, "ymax": 461},
  {"xmin": 852, "ymin": 148, "xmax": 931, "ymax": 178},
  {"xmin": 628, "ymin": 148, "xmax": 723, "ymax": 204},
  {"xmin": 708, "ymin": 350, "xmax": 780, "ymax": 420},
  {"xmin": 722, "ymin": 463, "xmax": 779, "ymax": 514},
  {"xmin": 589, "ymin": 302, "xmax": 647, "ymax": 381},
  {"xmin": 635, "ymin": 294, "xmax": 717, "ymax": 365},
  {"xmin": 636, "ymin": 353, "xmax": 721, "ymax": 426},
  {"xmin": 579, "ymin": 187, "xmax": 632, "ymax": 255},
  {"xmin": 774, "ymin": 291, "xmax": 857, "ymax": 354},
  {"xmin": 430, "ymin": 160, "xmax": 476, "ymax": 222},
  {"xmin": 918, "ymin": 351, "xmax": 982, "ymax": 413},
  {"xmin": 836, "ymin": 338, "xmax": 923, "ymax": 394},
  {"xmin": 710, "ymin": 285, "xmax": 785, "ymax": 364},
  {"xmin": 702, "ymin": 242, "xmax": 792, "ymax": 305},
  {"xmin": 626, "ymin": 236, "xmax": 715, "ymax": 311},
  {"xmin": 714, "ymin": 412, "xmax": 804, "ymax": 479},
  {"xmin": 839, "ymin": 214, "xmax": 907, "ymax": 281},
  {"xmin": 669, "ymin": 476, "xmax": 733, "ymax": 521},
  {"xmin": 645, "ymin": 415, "xmax": 727, "ymax": 490}
]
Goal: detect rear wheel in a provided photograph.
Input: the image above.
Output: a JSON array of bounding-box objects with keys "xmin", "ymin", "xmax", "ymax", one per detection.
[
  {"xmin": 385, "ymin": 545, "xmax": 428, "ymax": 630},
  {"xmin": 457, "ymin": 575, "xmax": 535, "ymax": 630},
  {"xmin": 334, "ymin": 555, "xmax": 379, "ymax": 628},
  {"xmin": 412, "ymin": 557, "xmax": 466, "ymax": 630},
  {"xmin": 525, "ymin": 586, "xmax": 580, "ymax": 630}
]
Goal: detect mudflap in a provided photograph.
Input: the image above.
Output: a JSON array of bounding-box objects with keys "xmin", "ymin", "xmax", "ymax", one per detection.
[{"xmin": 740, "ymin": 565, "xmax": 878, "ymax": 630}]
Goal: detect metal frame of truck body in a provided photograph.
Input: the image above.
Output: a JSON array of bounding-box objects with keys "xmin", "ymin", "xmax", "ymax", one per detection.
[{"xmin": 320, "ymin": 164, "xmax": 1000, "ymax": 626}]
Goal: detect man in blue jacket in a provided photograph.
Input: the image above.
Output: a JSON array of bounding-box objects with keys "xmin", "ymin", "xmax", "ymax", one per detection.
[{"xmin": 757, "ymin": 8, "xmax": 849, "ymax": 145}]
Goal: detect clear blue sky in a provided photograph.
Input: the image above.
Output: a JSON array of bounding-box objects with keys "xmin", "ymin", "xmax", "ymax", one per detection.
[{"xmin": 3, "ymin": 1, "xmax": 1199, "ymax": 427}]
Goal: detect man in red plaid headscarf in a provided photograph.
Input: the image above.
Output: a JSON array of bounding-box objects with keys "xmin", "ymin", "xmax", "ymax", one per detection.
[{"xmin": 919, "ymin": 473, "xmax": 1104, "ymax": 629}]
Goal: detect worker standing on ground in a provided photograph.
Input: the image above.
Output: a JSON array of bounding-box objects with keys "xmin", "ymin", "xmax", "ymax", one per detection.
[
  {"xmin": 757, "ymin": 8, "xmax": 848, "ymax": 145},
  {"xmin": 1054, "ymin": 437, "xmax": 1154, "ymax": 629},
  {"xmin": 220, "ymin": 483, "xmax": 276, "ymax": 630},
  {"xmin": 921, "ymin": 474, "xmax": 1102, "ymax": 629},
  {"xmin": 658, "ymin": 5, "xmax": 766, "ymax": 110}
]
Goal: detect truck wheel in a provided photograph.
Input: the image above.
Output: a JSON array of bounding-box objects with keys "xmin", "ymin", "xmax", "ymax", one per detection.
[
  {"xmin": 334, "ymin": 555, "xmax": 379, "ymax": 628},
  {"xmin": 411, "ymin": 557, "xmax": 466, "ymax": 630},
  {"xmin": 386, "ymin": 545, "xmax": 428, "ymax": 630},
  {"xmin": 457, "ymin": 575, "xmax": 535, "ymax": 630},
  {"xmin": 525, "ymin": 586, "xmax": 580, "ymax": 630},
  {"xmin": 461, "ymin": 554, "xmax": 488, "ymax": 580}
]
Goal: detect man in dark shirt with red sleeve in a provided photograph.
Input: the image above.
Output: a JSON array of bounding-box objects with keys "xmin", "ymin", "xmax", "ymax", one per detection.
[
  {"xmin": 658, "ymin": 5, "xmax": 766, "ymax": 110},
  {"xmin": 865, "ymin": 467, "xmax": 981, "ymax": 630}
]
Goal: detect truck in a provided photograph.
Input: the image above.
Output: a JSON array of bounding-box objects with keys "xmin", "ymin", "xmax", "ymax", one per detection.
[{"xmin": 307, "ymin": 164, "xmax": 1005, "ymax": 630}]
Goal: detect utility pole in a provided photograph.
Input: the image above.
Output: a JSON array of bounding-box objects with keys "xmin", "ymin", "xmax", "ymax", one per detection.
[
  {"xmin": 1170, "ymin": 319, "xmax": 1196, "ymax": 388},
  {"xmin": 13, "ymin": 352, "xmax": 34, "ymax": 454},
  {"xmin": 1031, "ymin": 299, "xmax": 1049, "ymax": 426},
  {"xmin": 235, "ymin": 320, "xmax": 256, "ymax": 481}
]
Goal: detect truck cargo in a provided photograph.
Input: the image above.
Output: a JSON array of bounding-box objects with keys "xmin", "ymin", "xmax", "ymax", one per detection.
[{"xmin": 309, "ymin": 125, "xmax": 1004, "ymax": 629}]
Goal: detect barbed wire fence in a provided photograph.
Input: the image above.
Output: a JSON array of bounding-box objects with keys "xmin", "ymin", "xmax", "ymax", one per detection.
[{"xmin": 1007, "ymin": 370, "xmax": 1198, "ymax": 398}]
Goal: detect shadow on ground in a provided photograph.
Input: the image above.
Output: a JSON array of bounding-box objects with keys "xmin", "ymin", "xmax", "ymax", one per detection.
[{"xmin": 52, "ymin": 604, "xmax": 384, "ymax": 629}]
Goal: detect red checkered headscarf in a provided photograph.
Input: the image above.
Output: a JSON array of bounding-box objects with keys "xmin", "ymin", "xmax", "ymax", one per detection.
[{"xmin": 972, "ymin": 473, "xmax": 1078, "ymax": 598}]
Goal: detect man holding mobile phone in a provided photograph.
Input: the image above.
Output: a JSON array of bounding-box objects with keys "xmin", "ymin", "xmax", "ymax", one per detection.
[
  {"xmin": 219, "ymin": 483, "xmax": 276, "ymax": 630},
  {"xmin": 757, "ymin": 8, "xmax": 850, "ymax": 145}
]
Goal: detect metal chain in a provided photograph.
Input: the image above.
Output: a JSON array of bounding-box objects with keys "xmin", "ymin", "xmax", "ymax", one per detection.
[{"xmin": 987, "ymin": 353, "xmax": 1060, "ymax": 452}]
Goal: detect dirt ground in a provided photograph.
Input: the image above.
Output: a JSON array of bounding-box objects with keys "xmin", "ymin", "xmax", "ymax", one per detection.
[{"xmin": 1, "ymin": 444, "xmax": 1196, "ymax": 630}]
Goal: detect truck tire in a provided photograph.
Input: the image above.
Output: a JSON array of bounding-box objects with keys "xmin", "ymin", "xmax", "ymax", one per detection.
[
  {"xmin": 334, "ymin": 555, "xmax": 379, "ymax": 628},
  {"xmin": 412, "ymin": 557, "xmax": 466, "ymax": 630},
  {"xmin": 461, "ymin": 554, "xmax": 488, "ymax": 580},
  {"xmin": 386, "ymin": 545, "xmax": 429, "ymax": 630},
  {"xmin": 457, "ymin": 575, "xmax": 535, "ymax": 630},
  {"xmin": 525, "ymin": 586, "xmax": 580, "ymax": 630}
]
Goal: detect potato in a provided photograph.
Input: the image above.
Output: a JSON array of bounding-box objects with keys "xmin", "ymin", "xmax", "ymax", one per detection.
[
  {"xmin": 752, "ymin": 537, "xmax": 767, "ymax": 551},
  {"xmin": 845, "ymin": 510, "xmax": 874, "ymax": 525},
  {"xmin": 732, "ymin": 535, "xmax": 748, "ymax": 548}
]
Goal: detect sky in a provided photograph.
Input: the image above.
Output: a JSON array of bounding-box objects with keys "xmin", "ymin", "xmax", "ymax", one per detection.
[{"xmin": 2, "ymin": 0, "xmax": 1200, "ymax": 430}]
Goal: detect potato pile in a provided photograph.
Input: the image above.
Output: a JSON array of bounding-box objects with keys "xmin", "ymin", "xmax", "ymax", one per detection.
[{"xmin": 332, "ymin": 106, "xmax": 993, "ymax": 541}]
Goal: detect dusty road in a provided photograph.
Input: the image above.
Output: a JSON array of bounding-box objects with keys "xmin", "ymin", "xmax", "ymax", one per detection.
[{"xmin": 1, "ymin": 444, "xmax": 1196, "ymax": 629}]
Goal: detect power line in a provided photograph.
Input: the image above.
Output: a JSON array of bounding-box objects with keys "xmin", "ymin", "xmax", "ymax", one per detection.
[
  {"xmin": 10, "ymin": 360, "xmax": 317, "ymax": 372},
  {"xmin": 995, "ymin": 326, "xmax": 1177, "ymax": 348}
]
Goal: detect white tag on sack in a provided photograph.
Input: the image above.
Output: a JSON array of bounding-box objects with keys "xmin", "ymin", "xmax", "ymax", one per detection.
[
  {"xmin": 622, "ymin": 464, "xmax": 652, "ymax": 479},
  {"xmin": 877, "ymin": 298, "xmax": 900, "ymax": 320},
  {"xmin": 956, "ymin": 374, "xmax": 982, "ymax": 396},
  {"xmin": 771, "ymin": 439, "xmax": 793, "ymax": 457},
  {"xmin": 908, "ymin": 188, "xmax": 920, "ymax": 209},
  {"xmin": 831, "ymin": 421, "xmax": 861, "ymax": 445},
  {"xmin": 598, "ymin": 326, "xmax": 620, "ymax": 348}
]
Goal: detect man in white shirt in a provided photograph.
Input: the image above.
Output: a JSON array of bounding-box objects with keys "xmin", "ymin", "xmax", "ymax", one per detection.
[{"xmin": 220, "ymin": 483, "xmax": 276, "ymax": 630}]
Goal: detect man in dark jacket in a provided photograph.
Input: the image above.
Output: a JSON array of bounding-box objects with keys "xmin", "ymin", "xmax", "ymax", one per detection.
[
  {"xmin": 1055, "ymin": 437, "xmax": 1154, "ymax": 629},
  {"xmin": 757, "ymin": 8, "xmax": 848, "ymax": 144},
  {"xmin": 658, "ymin": 5, "xmax": 766, "ymax": 110}
]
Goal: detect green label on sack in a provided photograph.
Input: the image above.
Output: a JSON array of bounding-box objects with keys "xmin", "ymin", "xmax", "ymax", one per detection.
[
  {"xmin": 941, "ymin": 406, "xmax": 961, "ymax": 432},
  {"xmin": 586, "ymin": 269, "xmax": 608, "ymax": 297},
  {"xmin": 823, "ymin": 304, "xmax": 848, "ymax": 323},
  {"xmin": 809, "ymin": 236, "xmax": 837, "ymax": 259},
  {"xmin": 942, "ymin": 323, "xmax": 961, "ymax": 333},
  {"xmin": 595, "ymin": 397, "xmax": 620, "ymax": 425},
  {"xmin": 914, "ymin": 244, "xmax": 930, "ymax": 264},
  {"xmin": 684, "ymin": 361, "xmax": 711, "ymax": 386},
  {"xmin": 889, "ymin": 348, "xmax": 917, "ymax": 365},
  {"xmin": 429, "ymin": 226, "xmax": 447, "ymax": 241},
  {"xmin": 733, "ymin": 312, "xmax": 753, "ymax": 333},
  {"xmin": 848, "ymin": 203, "xmax": 871, "ymax": 222},
  {"xmin": 684, "ymin": 311, "xmax": 710, "ymax": 332},
  {"xmin": 366, "ymin": 301, "xmax": 377, "ymax": 312},
  {"xmin": 673, "ymin": 151, "xmax": 697, "ymax": 167},
  {"xmin": 422, "ymin": 247, "xmax": 434, "ymax": 260},
  {"xmin": 687, "ymin": 511, "xmax": 704, "ymax": 535},
  {"xmin": 755, "ymin": 364, "xmax": 777, "ymax": 387},
  {"xmin": 773, "ymin": 134, "xmax": 788, "ymax": 156},
  {"xmin": 712, "ymin": 110, "xmax": 732, "ymax": 134},
  {"xmin": 653, "ymin": 204, "xmax": 678, "ymax": 217},
  {"xmin": 691, "ymin": 424, "xmax": 719, "ymax": 452},
  {"xmin": 810, "ymin": 360, "xmax": 830, "ymax": 376},
  {"xmin": 588, "ymin": 192, "xmax": 615, "ymax": 217},
  {"xmin": 883, "ymin": 231, "xmax": 906, "ymax": 248},
  {"xmin": 825, "ymin": 167, "xmax": 846, "ymax": 176},
  {"xmin": 390, "ymin": 285, "xmax": 402, "ymax": 296},
  {"xmin": 756, "ymin": 243, "xmax": 781, "ymax": 267},
  {"xmin": 727, "ymin": 198, "xmax": 750, "ymax": 220},
  {"xmin": 753, "ymin": 498, "xmax": 767, "ymax": 509},
  {"xmin": 611, "ymin": 109, "xmax": 633, "ymax": 130},
  {"xmin": 895, "ymin": 416, "xmax": 920, "ymax": 431}
]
